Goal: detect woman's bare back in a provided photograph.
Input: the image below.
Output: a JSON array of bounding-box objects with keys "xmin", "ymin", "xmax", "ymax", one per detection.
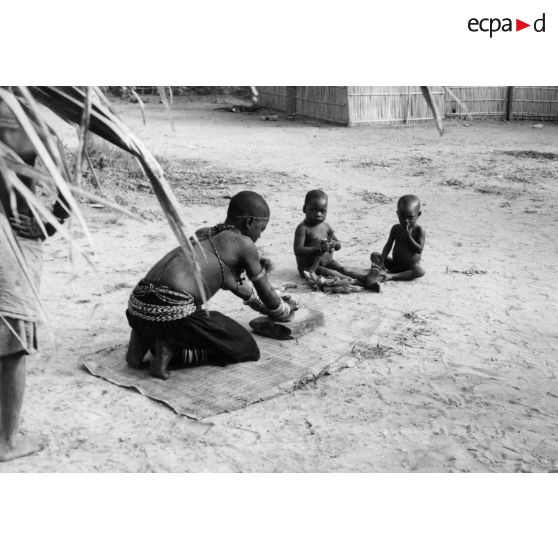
[{"xmin": 144, "ymin": 230, "xmax": 245, "ymax": 304}]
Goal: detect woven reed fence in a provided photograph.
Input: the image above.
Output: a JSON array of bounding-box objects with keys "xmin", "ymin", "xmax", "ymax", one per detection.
[
  {"xmin": 259, "ymin": 86, "xmax": 444, "ymax": 126},
  {"xmin": 258, "ymin": 86, "xmax": 349, "ymax": 123},
  {"xmin": 257, "ymin": 86, "xmax": 290, "ymax": 112},
  {"xmin": 512, "ymin": 87, "xmax": 558, "ymax": 120},
  {"xmin": 104, "ymin": 86, "xmax": 558, "ymax": 124},
  {"xmin": 296, "ymin": 86, "xmax": 349, "ymax": 124},
  {"xmin": 260, "ymin": 86, "xmax": 558, "ymax": 125},
  {"xmin": 445, "ymin": 86, "xmax": 558, "ymax": 121},
  {"xmin": 445, "ymin": 87, "xmax": 508, "ymax": 118},
  {"xmin": 347, "ymin": 86, "xmax": 444, "ymax": 126}
]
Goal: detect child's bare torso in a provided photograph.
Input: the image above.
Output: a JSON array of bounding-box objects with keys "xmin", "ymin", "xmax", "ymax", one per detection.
[
  {"xmin": 391, "ymin": 224, "xmax": 422, "ymax": 270},
  {"xmin": 296, "ymin": 221, "xmax": 334, "ymax": 267}
]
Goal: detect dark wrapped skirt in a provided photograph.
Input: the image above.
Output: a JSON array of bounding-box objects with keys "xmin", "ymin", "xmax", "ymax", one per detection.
[{"xmin": 126, "ymin": 308, "xmax": 260, "ymax": 365}]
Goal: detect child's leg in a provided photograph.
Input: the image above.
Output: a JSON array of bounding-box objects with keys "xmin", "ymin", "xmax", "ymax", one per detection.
[
  {"xmin": 370, "ymin": 252, "xmax": 395, "ymax": 272},
  {"xmin": 325, "ymin": 259, "xmax": 349, "ymax": 275},
  {"xmin": 0, "ymin": 353, "xmax": 46, "ymax": 462},
  {"xmin": 331, "ymin": 260, "xmax": 386, "ymax": 284},
  {"xmin": 385, "ymin": 265, "xmax": 425, "ymax": 281},
  {"xmin": 370, "ymin": 252, "xmax": 383, "ymax": 266},
  {"xmin": 362, "ymin": 267, "xmax": 384, "ymax": 291},
  {"xmin": 316, "ymin": 260, "xmax": 357, "ymax": 283},
  {"xmin": 126, "ymin": 329, "xmax": 149, "ymax": 369},
  {"xmin": 315, "ymin": 265, "xmax": 354, "ymax": 281},
  {"xmin": 358, "ymin": 253, "xmax": 389, "ymax": 290}
]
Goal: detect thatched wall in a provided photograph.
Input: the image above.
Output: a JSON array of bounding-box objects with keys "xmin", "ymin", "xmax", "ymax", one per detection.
[{"xmin": 347, "ymin": 86, "xmax": 444, "ymax": 126}]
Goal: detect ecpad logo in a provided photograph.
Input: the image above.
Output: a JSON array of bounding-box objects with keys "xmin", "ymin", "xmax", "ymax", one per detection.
[{"xmin": 468, "ymin": 13, "xmax": 546, "ymax": 37}]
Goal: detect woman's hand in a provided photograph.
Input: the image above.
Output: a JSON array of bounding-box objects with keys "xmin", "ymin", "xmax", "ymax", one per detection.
[
  {"xmin": 9, "ymin": 214, "xmax": 45, "ymax": 239},
  {"xmin": 281, "ymin": 293, "xmax": 299, "ymax": 313}
]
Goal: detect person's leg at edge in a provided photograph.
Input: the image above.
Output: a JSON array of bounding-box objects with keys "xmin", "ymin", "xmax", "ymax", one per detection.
[{"xmin": 0, "ymin": 353, "xmax": 46, "ymax": 462}]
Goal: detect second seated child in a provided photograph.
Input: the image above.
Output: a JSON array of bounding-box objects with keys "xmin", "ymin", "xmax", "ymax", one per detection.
[{"xmin": 365, "ymin": 194, "xmax": 426, "ymax": 287}]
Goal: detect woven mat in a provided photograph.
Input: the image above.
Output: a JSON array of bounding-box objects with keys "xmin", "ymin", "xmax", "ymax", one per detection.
[{"xmin": 82, "ymin": 308, "xmax": 382, "ymax": 420}]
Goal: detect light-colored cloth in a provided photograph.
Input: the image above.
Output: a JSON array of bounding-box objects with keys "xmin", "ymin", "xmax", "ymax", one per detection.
[
  {"xmin": 0, "ymin": 316, "xmax": 38, "ymax": 356},
  {"xmin": 0, "ymin": 212, "xmax": 43, "ymax": 355}
]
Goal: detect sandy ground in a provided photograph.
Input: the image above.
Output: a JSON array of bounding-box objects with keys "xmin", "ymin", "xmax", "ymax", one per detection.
[{"xmin": 3, "ymin": 97, "xmax": 558, "ymax": 472}]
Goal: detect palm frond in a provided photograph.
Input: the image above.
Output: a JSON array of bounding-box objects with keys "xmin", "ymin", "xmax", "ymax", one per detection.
[
  {"xmin": 5, "ymin": 170, "xmax": 96, "ymax": 266},
  {"xmin": 1, "ymin": 138, "xmax": 132, "ymax": 224},
  {"xmin": 157, "ymin": 86, "xmax": 175, "ymax": 131},
  {"xmin": 0, "ymin": 88, "xmax": 93, "ymax": 244},
  {"xmin": 83, "ymin": 148, "xmax": 103, "ymax": 191},
  {"xmin": 126, "ymin": 88, "xmax": 146, "ymax": 125},
  {"xmin": 1, "ymin": 85, "xmax": 208, "ymax": 325},
  {"xmin": 74, "ymin": 86, "xmax": 92, "ymax": 185}
]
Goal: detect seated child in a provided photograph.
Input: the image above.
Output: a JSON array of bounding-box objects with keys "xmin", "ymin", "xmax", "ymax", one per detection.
[
  {"xmin": 126, "ymin": 191, "xmax": 298, "ymax": 380},
  {"xmin": 293, "ymin": 189, "xmax": 355, "ymax": 282},
  {"xmin": 366, "ymin": 194, "xmax": 425, "ymax": 286}
]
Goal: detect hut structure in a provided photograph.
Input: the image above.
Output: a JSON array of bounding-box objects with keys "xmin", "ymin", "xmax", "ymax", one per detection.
[{"xmin": 257, "ymin": 86, "xmax": 558, "ymax": 126}]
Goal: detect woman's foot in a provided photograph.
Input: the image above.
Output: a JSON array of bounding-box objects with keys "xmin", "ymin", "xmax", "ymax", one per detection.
[
  {"xmin": 150, "ymin": 339, "xmax": 175, "ymax": 380},
  {"xmin": 126, "ymin": 330, "xmax": 149, "ymax": 369}
]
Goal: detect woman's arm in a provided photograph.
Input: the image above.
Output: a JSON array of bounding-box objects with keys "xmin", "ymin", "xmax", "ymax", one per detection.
[{"xmin": 240, "ymin": 239, "xmax": 297, "ymax": 321}]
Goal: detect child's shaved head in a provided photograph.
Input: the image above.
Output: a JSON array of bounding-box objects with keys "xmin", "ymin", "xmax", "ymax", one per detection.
[
  {"xmin": 227, "ymin": 191, "xmax": 270, "ymax": 220},
  {"xmin": 304, "ymin": 189, "xmax": 328, "ymax": 206},
  {"xmin": 397, "ymin": 195, "xmax": 421, "ymax": 212}
]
